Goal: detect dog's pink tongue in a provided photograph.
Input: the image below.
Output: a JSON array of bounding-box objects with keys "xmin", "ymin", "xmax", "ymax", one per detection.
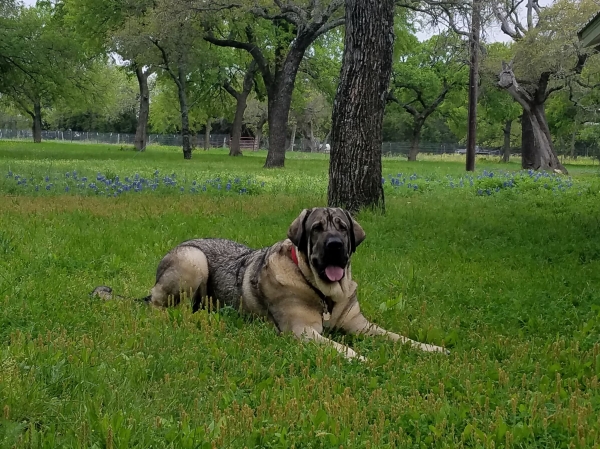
[{"xmin": 325, "ymin": 266, "xmax": 344, "ymax": 282}]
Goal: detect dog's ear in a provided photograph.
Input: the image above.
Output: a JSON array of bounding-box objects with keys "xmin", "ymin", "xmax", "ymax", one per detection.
[
  {"xmin": 287, "ymin": 209, "xmax": 313, "ymax": 251},
  {"xmin": 343, "ymin": 210, "xmax": 366, "ymax": 253}
]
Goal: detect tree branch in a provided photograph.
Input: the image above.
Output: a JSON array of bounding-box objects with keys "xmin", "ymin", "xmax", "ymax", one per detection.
[{"xmin": 204, "ymin": 34, "xmax": 273, "ymax": 87}]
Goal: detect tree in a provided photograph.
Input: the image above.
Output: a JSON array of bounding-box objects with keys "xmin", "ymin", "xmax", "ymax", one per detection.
[
  {"xmin": 205, "ymin": 0, "xmax": 344, "ymax": 168},
  {"xmin": 138, "ymin": 0, "xmax": 213, "ymax": 159},
  {"xmin": 492, "ymin": 0, "xmax": 598, "ymax": 173},
  {"xmin": 63, "ymin": 0, "xmax": 157, "ymax": 151},
  {"xmin": 388, "ymin": 33, "xmax": 468, "ymax": 160},
  {"xmin": 328, "ymin": 0, "xmax": 395, "ymax": 213},
  {"xmin": 479, "ymin": 43, "xmax": 521, "ymax": 162},
  {"xmin": 222, "ymin": 60, "xmax": 258, "ymax": 156},
  {"xmin": 0, "ymin": 3, "xmax": 97, "ymax": 142}
]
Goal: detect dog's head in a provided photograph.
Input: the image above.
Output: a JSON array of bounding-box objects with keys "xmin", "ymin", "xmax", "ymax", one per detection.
[{"xmin": 287, "ymin": 207, "xmax": 365, "ymax": 283}]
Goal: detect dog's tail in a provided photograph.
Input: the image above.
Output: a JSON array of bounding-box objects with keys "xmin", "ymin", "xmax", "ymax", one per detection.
[{"xmin": 90, "ymin": 285, "xmax": 151, "ymax": 303}]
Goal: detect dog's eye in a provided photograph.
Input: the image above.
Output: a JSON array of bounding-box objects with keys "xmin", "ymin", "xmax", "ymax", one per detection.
[{"xmin": 312, "ymin": 223, "xmax": 323, "ymax": 231}]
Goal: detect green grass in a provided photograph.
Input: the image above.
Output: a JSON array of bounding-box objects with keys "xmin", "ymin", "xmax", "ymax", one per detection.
[{"xmin": 1, "ymin": 140, "xmax": 600, "ymax": 448}]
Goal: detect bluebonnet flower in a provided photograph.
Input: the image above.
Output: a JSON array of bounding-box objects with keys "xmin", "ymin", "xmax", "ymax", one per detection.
[
  {"xmin": 65, "ymin": 186, "xmax": 70, "ymax": 192},
  {"xmin": 45, "ymin": 175, "xmax": 50, "ymax": 182},
  {"xmin": 65, "ymin": 172, "xmax": 70, "ymax": 178},
  {"xmin": 180, "ymin": 187, "xmax": 185, "ymax": 192}
]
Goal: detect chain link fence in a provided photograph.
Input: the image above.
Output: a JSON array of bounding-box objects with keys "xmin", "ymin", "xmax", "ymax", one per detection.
[
  {"xmin": 0, "ymin": 129, "xmax": 232, "ymax": 148},
  {"xmin": 0, "ymin": 128, "xmax": 514, "ymax": 158}
]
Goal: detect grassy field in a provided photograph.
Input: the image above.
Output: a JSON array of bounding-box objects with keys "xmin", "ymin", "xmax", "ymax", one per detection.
[{"xmin": 1, "ymin": 140, "xmax": 600, "ymax": 448}]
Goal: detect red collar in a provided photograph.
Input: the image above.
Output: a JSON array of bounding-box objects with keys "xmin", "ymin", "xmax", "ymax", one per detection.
[{"xmin": 291, "ymin": 246, "xmax": 299, "ymax": 265}]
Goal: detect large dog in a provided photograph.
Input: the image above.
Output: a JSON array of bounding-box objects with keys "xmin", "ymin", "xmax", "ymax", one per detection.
[{"xmin": 92, "ymin": 207, "xmax": 448, "ymax": 361}]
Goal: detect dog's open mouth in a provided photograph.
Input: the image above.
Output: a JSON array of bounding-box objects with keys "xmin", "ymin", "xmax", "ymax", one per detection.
[{"xmin": 325, "ymin": 266, "xmax": 345, "ymax": 282}]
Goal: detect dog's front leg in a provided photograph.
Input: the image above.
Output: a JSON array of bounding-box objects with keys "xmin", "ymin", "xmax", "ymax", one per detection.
[
  {"xmin": 339, "ymin": 303, "xmax": 449, "ymax": 355},
  {"xmin": 292, "ymin": 325, "xmax": 366, "ymax": 362}
]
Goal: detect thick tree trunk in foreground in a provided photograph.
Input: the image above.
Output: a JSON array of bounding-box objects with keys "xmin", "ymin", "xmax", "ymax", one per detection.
[
  {"xmin": 502, "ymin": 119, "xmax": 512, "ymax": 162},
  {"xmin": 498, "ymin": 62, "xmax": 567, "ymax": 174},
  {"xmin": 134, "ymin": 67, "xmax": 151, "ymax": 151},
  {"xmin": 32, "ymin": 99, "xmax": 42, "ymax": 143},
  {"xmin": 176, "ymin": 69, "xmax": 192, "ymax": 160},
  {"xmin": 328, "ymin": 0, "xmax": 394, "ymax": 213},
  {"xmin": 408, "ymin": 122, "xmax": 423, "ymax": 161}
]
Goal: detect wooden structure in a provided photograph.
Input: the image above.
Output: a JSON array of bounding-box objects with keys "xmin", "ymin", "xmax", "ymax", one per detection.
[
  {"xmin": 235, "ymin": 137, "xmax": 259, "ymax": 151},
  {"xmin": 579, "ymin": 11, "xmax": 600, "ymax": 48}
]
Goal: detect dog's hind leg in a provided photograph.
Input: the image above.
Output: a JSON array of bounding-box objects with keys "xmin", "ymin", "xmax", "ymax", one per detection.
[{"xmin": 149, "ymin": 246, "xmax": 209, "ymax": 309}]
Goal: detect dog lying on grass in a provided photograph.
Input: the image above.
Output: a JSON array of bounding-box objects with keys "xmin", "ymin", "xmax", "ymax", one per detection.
[{"xmin": 92, "ymin": 207, "xmax": 448, "ymax": 361}]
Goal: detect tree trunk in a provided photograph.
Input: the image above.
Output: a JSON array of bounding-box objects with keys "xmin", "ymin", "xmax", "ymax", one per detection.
[
  {"xmin": 176, "ymin": 68, "xmax": 192, "ymax": 160},
  {"xmin": 502, "ymin": 119, "xmax": 512, "ymax": 162},
  {"xmin": 204, "ymin": 118, "xmax": 212, "ymax": 151},
  {"xmin": 255, "ymin": 115, "xmax": 267, "ymax": 150},
  {"xmin": 288, "ymin": 122, "xmax": 297, "ymax": 151},
  {"xmin": 227, "ymin": 62, "xmax": 256, "ymax": 156},
  {"xmin": 264, "ymin": 46, "xmax": 307, "ymax": 167},
  {"xmin": 499, "ymin": 62, "xmax": 567, "ymax": 174},
  {"xmin": 134, "ymin": 67, "xmax": 151, "ymax": 152},
  {"xmin": 408, "ymin": 122, "xmax": 423, "ymax": 161},
  {"xmin": 570, "ymin": 127, "xmax": 577, "ymax": 160},
  {"xmin": 32, "ymin": 99, "xmax": 42, "ymax": 143},
  {"xmin": 521, "ymin": 111, "xmax": 535, "ymax": 169},
  {"xmin": 328, "ymin": 0, "xmax": 394, "ymax": 213},
  {"xmin": 229, "ymin": 96, "xmax": 246, "ymax": 156}
]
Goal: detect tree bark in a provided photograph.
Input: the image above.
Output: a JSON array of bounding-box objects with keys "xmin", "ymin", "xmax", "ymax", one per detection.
[
  {"xmin": 521, "ymin": 111, "xmax": 536, "ymax": 169},
  {"xmin": 32, "ymin": 99, "xmax": 42, "ymax": 143},
  {"xmin": 204, "ymin": 118, "xmax": 211, "ymax": 151},
  {"xmin": 328, "ymin": 0, "xmax": 394, "ymax": 213},
  {"xmin": 502, "ymin": 119, "xmax": 512, "ymax": 162},
  {"xmin": 408, "ymin": 121, "xmax": 423, "ymax": 161},
  {"xmin": 498, "ymin": 62, "xmax": 567, "ymax": 174},
  {"xmin": 176, "ymin": 68, "xmax": 192, "ymax": 160},
  {"xmin": 570, "ymin": 127, "xmax": 577, "ymax": 160},
  {"xmin": 134, "ymin": 66, "xmax": 151, "ymax": 152},
  {"xmin": 264, "ymin": 69, "xmax": 300, "ymax": 167}
]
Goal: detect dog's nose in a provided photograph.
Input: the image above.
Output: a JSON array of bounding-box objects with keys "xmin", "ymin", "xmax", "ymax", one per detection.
[{"xmin": 325, "ymin": 237, "xmax": 344, "ymax": 252}]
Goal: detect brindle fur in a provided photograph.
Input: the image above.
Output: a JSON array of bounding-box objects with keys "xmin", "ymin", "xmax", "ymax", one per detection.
[{"xmin": 92, "ymin": 207, "xmax": 448, "ymax": 361}]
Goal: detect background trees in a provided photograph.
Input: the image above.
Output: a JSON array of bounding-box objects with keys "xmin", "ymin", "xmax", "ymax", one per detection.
[
  {"xmin": 492, "ymin": 0, "xmax": 599, "ymax": 173},
  {"xmin": 2, "ymin": 0, "xmax": 600, "ymax": 186},
  {"xmin": 0, "ymin": 2, "xmax": 100, "ymax": 142}
]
